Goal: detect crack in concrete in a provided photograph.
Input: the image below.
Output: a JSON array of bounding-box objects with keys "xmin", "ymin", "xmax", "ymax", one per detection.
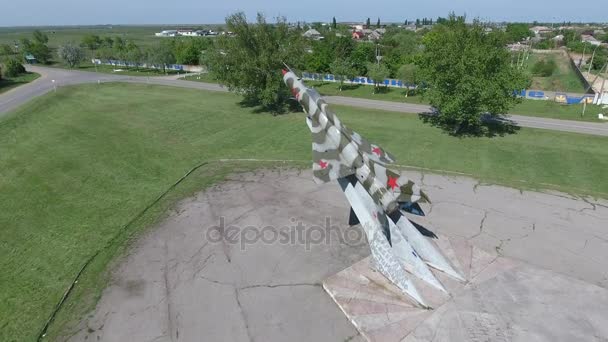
[
  {"xmin": 470, "ymin": 210, "xmax": 489, "ymax": 239},
  {"xmin": 234, "ymin": 288, "xmax": 254, "ymax": 342},
  {"xmin": 473, "ymin": 180, "xmax": 482, "ymax": 194},
  {"xmin": 163, "ymin": 241, "xmax": 177, "ymax": 342}
]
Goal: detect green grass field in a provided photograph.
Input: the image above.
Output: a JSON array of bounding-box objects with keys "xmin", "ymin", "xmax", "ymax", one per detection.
[
  {"xmin": 524, "ymin": 51, "xmax": 587, "ymax": 93},
  {"xmin": 309, "ymin": 81, "xmax": 605, "ymax": 122},
  {"xmin": 182, "ymin": 76, "xmax": 604, "ymax": 122},
  {"xmin": 0, "ymin": 72, "xmax": 40, "ymax": 94},
  {"xmin": 1, "ymin": 83, "xmax": 607, "ymax": 341},
  {"xmin": 0, "ymin": 25, "xmax": 199, "ymax": 50}
]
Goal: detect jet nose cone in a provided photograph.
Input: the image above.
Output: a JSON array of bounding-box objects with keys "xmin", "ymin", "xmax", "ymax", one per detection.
[{"xmin": 281, "ymin": 69, "xmax": 288, "ymax": 76}]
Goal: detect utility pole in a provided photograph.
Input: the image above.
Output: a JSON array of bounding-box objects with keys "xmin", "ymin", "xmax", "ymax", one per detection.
[{"xmin": 587, "ymin": 45, "xmax": 600, "ymax": 74}]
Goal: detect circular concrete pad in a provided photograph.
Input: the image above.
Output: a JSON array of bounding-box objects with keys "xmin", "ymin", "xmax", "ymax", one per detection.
[{"xmin": 69, "ymin": 169, "xmax": 608, "ymax": 342}]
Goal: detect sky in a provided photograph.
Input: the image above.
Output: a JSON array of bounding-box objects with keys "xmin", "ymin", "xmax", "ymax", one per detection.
[{"xmin": 2, "ymin": 0, "xmax": 607, "ymax": 26}]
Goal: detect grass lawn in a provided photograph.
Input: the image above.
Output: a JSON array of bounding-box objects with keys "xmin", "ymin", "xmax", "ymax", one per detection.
[
  {"xmin": 523, "ymin": 52, "xmax": 587, "ymax": 93},
  {"xmin": 2, "ymin": 83, "xmax": 606, "ymax": 341},
  {"xmin": 180, "ymin": 75, "xmax": 606, "ymax": 122},
  {"xmin": 309, "ymin": 81, "xmax": 606, "ymax": 122},
  {"xmin": 0, "ymin": 72, "xmax": 40, "ymax": 94}
]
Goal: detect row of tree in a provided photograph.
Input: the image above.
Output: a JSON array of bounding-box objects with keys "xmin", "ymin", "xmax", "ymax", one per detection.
[
  {"xmin": 206, "ymin": 12, "xmax": 530, "ymax": 135},
  {"xmin": 80, "ymin": 34, "xmax": 212, "ymax": 66}
]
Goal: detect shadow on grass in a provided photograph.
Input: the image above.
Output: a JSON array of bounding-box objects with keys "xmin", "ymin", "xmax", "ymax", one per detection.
[
  {"xmin": 238, "ymin": 96, "xmax": 303, "ymax": 115},
  {"xmin": 419, "ymin": 112, "xmax": 520, "ymax": 138}
]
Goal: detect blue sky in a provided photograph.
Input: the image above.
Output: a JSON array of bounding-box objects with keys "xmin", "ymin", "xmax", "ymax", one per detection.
[{"xmin": 3, "ymin": 0, "xmax": 607, "ymax": 26}]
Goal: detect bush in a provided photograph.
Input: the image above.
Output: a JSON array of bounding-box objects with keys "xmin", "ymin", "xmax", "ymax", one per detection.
[
  {"xmin": 2, "ymin": 58, "xmax": 26, "ymax": 78},
  {"xmin": 531, "ymin": 59, "xmax": 556, "ymax": 77}
]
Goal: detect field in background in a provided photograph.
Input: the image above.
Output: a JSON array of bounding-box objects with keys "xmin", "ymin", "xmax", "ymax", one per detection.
[
  {"xmin": 1, "ymin": 83, "xmax": 607, "ymax": 341},
  {"xmin": 524, "ymin": 51, "xmax": 587, "ymax": 93},
  {"xmin": 0, "ymin": 25, "xmax": 220, "ymax": 50}
]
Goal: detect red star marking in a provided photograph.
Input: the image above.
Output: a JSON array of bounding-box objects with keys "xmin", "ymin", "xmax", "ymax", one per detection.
[
  {"xmin": 318, "ymin": 160, "xmax": 328, "ymax": 169},
  {"xmin": 372, "ymin": 147, "xmax": 382, "ymax": 156},
  {"xmin": 291, "ymin": 88, "xmax": 299, "ymax": 97},
  {"xmin": 387, "ymin": 176, "xmax": 399, "ymax": 190}
]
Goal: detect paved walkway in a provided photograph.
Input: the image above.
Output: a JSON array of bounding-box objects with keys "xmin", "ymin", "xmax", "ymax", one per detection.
[{"xmin": 1, "ymin": 66, "xmax": 607, "ymax": 137}]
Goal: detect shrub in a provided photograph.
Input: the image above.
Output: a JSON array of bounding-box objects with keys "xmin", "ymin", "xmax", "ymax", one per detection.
[
  {"xmin": 531, "ymin": 59, "xmax": 556, "ymax": 77},
  {"xmin": 2, "ymin": 58, "xmax": 26, "ymax": 78}
]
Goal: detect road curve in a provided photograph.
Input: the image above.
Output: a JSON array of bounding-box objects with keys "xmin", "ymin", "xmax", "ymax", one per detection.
[{"xmin": 1, "ymin": 66, "xmax": 607, "ymax": 137}]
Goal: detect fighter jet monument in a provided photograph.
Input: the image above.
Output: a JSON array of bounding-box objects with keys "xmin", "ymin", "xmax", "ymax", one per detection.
[{"xmin": 282, "ymin": 68, "xmax": 464, "ymax": 308}]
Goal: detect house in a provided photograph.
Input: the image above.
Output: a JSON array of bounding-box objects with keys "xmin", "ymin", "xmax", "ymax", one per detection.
[
  {"xmin": 403, "ymin": 23, "xmax": 417, "ymax": 31},
  {"xmin": 582, "ymin": 34, "xmax": 601, "ymax": 46},
  {"xmin": 302, "ymin": 29, "xmax": 323, "ymax": 40},
  {"xmin": 155, "ymin": 30, "xmax": 177, "ymax": 37},
  {"xmin": 367, "ymin": 31, "xmax": 382, "ymax": 41},
  {"xmin": 507, "ymin": 43, "xmax": 526, "ymax": 51},
  {"xmin": 352, "ymin": 31, "xmax": 365, "ymax": 40},
  {"xmin": 552, "ymin": 34, "xmax": 564, "ymax": 42},
  {"xmin": 530, "ymin": 26, "xmax": 552, "ymax": 35},
  {"xmin": 374, "ymin": 28, "xmax": 386, "ymax": 35}
]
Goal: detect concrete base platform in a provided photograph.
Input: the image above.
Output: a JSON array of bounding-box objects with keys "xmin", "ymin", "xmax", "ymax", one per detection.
[{"xmin": 323, "ymin": 234, "xmax": 608, "ymax": 342}]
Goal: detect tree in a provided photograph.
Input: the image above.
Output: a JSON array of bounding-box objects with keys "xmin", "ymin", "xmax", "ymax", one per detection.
[
  {"xmin": 377, "ymin": 18, "xmax": 381, "ymax": 28},
  {"xmin": 330, "ymin": 58, "xmax": 356, "ymax": 91},
  {"xmin": 81, "ymin": 34, "xmax": 102, "ymax": 51},
  {"xmin": 349, "ymin": 43, "xmax": 375, "ymax": 75},
  {"xmin": 415, "ymin": 14, "xmax": 530, "ymax": 134},
  {"xmin": 146, "ymin": 41, "xmax": 175, "ymax": 73},
  {"xmin": 21, "ymin": 30, "xmax": 51, "ymax": 64},
  {"xmin": 366, "ymin": 18, "xmax": 371, "ymax": 28},
  {"xmin": 2, "ymin": 58, "xmax": 26, "ymax": 77},
  {"xmin": 1, "ymin": 44, "xmax": 13, "ymax": 57},
  {"xmin": 505, "ymin": 23, "xmax": 531, "ymax": 43},
  {"xmin": 33, "ymin": 30, "xmax": 48, "ymax": 45},
  {"xmin": 415, "ymin": 19, "xmax": 421, "ymax": 27},
  {"xmin": 366, "ymin": 62, "xmax": 389, "ymax": 93},
  {"xmin": 57, "ymin": 42, "xmax": 85, "ymax": 68},
  {"xmin": 332, "ymin": 17, "xmax": 337, "ymax": 29},
  {"xmin": 396, "ymin": 64, "xmax": 418, "ymax": 96},
  {"xmin": 562, "ymin": 30, "xmax": 580, "ymax": 46},
  {"xmin": 206, "ymin": 12, "xmax": 306, "ymax": 113},
  {"xmin": 531, "ymin": 58, "xmax": 556, "ymax": 76},
  {"xmin": 125, "ymin": 41, "xmax": 144, "ymax": 69}
]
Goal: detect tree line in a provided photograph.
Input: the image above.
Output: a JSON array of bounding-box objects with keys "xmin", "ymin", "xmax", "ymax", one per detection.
[{"xmin": 205, "ymin": 12, "xmax": 530, "ymax": 136}]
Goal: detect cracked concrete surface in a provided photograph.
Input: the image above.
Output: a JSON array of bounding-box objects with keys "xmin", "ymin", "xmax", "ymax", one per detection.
[{"xmin": 69, "ymin": 169, "xmax": 608, "ymax": 342}]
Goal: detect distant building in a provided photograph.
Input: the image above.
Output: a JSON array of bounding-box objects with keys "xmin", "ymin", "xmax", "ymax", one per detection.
[
  {"xmin": 155, "ymin": 30, "xmax": 178, "ymax": 37},
  {"xmin": 352, "ymin": 31, "xmax": 365, "ymax": 40},
  {"xmin": 507, "ymin": 42, "xmax": 527, "ymax": 51},
  {"xmin": 302, "ymin": 29, "xmax": 323, "ymax": 40},
  {"xmin": 582, "ymin": 34, "xmax": 601, "ymax": 46},
  {"xmin": 530, "ymin": 26, "xmax": 552, "ymax": 35},
  {"xmin": 367, "ymin": 31, "xmax": 382, "ymax": 41}
]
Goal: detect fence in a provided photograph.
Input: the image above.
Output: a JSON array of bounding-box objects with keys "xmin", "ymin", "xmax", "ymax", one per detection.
[{"xmin": 91, "ymin": 59, "xmax": 205, "ymax": 73}]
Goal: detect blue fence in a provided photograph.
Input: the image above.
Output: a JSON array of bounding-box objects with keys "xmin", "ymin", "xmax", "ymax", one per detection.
[{"xmin": 92, "ymin": 59, "xmax": 184, "ymax": 71}]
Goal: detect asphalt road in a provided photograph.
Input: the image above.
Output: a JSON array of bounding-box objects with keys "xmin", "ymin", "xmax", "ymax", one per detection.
[{"xmin": 2, "ymin": 66, "xmax": 607, "ymax": 137}]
